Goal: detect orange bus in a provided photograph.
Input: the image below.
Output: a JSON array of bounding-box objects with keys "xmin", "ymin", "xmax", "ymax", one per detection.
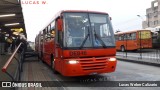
[
  {"xmin": 115, "ymin": 30, "xmax": 152, "ymax": 51},
  {"xmin": 35, "ymin": 10, "xmax": 117, "ymax": 76},
  {"xmin": 35, "ymin": 31, "xmax": 44, "ymax": 58}
]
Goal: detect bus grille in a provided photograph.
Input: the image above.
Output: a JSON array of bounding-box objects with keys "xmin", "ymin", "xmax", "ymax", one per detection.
[{"xmin": 79, "ymin": 58, "xmax": 108, "ymax": 71}]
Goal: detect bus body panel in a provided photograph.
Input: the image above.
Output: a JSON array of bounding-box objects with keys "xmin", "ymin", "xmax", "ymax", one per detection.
[
  {"xmin": 53, "ymin": 48, "xmax": 116, "ymax": 76},
  {"xmin": 43, "ymin": 39, "xmax": 54, "ymax": 65},
  {"xmin": 54, "ymin": 56, "xmax": 116, "ymax": 76},
  {"xmin": 137, "ymin": 31, "xmax": 152, "ymax": 49},
  {"xmin": 63, "ymin": 59, "xmax": 116, "ymax": 76},
  {"xmin": 63, "ymin": 48, "xmax": 116, "ymax": 58}
]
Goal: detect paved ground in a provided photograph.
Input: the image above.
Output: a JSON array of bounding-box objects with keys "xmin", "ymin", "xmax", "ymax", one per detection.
[
  {"xmin": 0, "ymin": 53, "xmax": 20, "ymax": 81},
  {"xmin": 18, "ymin": 59, "xmax": 59, "ymax": 90},
  {"xmin": 52, "ymin": 60, "xmax": 160, "ymax": 90},
  {"xmin": 1, "ymin": 52, "xmax": 160, "ymax": 90},
  {"xmin": 0, "ymin": 54, "xmax": 19, "ymax": 90}
]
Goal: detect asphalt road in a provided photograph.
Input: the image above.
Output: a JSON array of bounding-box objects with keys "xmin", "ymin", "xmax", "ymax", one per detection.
[
  {"xmin": 52, "ymin": 60, "xmax": 160, "ymax": 90},
  {"xmin": 1, "ymin": 54, "xmax": 160, "ymax": 90}
]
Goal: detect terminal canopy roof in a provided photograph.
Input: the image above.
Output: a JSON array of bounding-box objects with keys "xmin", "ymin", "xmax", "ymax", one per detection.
[{"xmin": 0, "ymin": 0, "xmax": 26, "ymax": 38}]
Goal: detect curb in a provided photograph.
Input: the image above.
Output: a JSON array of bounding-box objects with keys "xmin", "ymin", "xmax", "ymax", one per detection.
[{"xmin": 116, "ymin": 57, "xmax": 160, "ymax": 67}]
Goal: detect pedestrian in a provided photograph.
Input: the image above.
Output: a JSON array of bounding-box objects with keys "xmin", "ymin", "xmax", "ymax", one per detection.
[
  {"xmin": 0, "ymin": 32, "xmax": 6, "ymax": 55},
  {"xmin": 11, "ymin": 37, "xmax": 16, "ymax": 52},
  {"xmin": 16, "ymin": 33, "xmax": 27, "ymax": 52},
  {"xmin": 6, "ymin": 36, "xmax": 13, "ymax": 54}
]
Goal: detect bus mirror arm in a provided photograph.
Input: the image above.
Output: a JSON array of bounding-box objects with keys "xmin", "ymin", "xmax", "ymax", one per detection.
[
  {"xmin": 57, "ymin": 19, "xmax": 63, "ymax": 31},
  {"xmin": 110, "ymin": 17, "xmax": 112, "ymax": 20}
]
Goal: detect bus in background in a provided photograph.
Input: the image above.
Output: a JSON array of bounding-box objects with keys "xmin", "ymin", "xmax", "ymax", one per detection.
[
  {"xmin": 115, "ymin": 30, "xmax": 152, "ymax": 52},
  {"xmin": 35, "ymin": 31, "xmax": 44, "ymax": 59},
  {"xmin": 35, "ymin": 10, "xmax": 117, "ymax": 76},
  {"xmin": 35, "ymin": 34, "xmax": 39, "ymax": 52}
]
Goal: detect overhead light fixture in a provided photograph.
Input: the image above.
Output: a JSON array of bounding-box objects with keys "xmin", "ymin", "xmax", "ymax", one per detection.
[
  {"xmin": 13, "ymin": 32, "xmax": 19, "ymax": 35},
  {"xmin": 5, "ymin": 34, "xmax": 9, "ymax": 36},
  {"xmin": 11, "ymin": 28, "xmax": 23, "ymax": 32},
  {"xmin": 5, "ymin": 23, "xmax": 20, "ymax": 26},
  {"xmin": 0, "ymin": 14, "xmax": 16, "ymax": 18},
  {"xmin": 69, "ymin": 15, "xmax": 82, "ymax": 18}
]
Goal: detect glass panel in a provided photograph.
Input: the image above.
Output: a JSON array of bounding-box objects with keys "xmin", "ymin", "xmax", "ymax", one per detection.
[
  {"xmin": 89, "ymin": 14, "xmax": 115, "ymax": 47},
  {"xmin": 139, "ymin": 31, "xmax": 151, "ymax": 39},
  {"xmin": 64, "ymin": 13, "xmax": 91, "ymax": 47},
  {"xmin": 131, "ymin": 33, "xmax": 136, "ymax": 40},
  {"xmin": 63, "ymin": 12, "xmax": 115, "ymax": 48}
]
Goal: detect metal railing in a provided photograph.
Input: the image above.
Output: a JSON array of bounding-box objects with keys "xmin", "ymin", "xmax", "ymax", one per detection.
[
  {"xmin": 1, "ymin": 42, "xmax": 24, "ymax": 82},
  {"xmin": 116, "ymin": 49, "xmax": 160, "ymax": 64}
]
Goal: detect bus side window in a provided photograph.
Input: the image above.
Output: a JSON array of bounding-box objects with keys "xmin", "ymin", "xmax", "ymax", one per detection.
[
  {"xmin": 45, "ymin": 28, "xmax": 50, "ymax": 41},
  {"xmin": 118, "ymin": 35, "xmax": 120, "ymax": 41},
  {"xmin": 115, "ymin": 35, "xmax": 118, "ymax": 41},
  {"xmin": 131, "ymin": 33, "xmax": 136, "ymax": 40},
  {"xmin": 123, "ymin": 34, "xmax": 127, "ymax": 40},
  {"xmin": 43, "ymin": 29, "xmax": 46, "ymax": 42},
  {"xmin": 51, "ymin": 30, "xmax": 55, "ymax": 38},
  {"xmin": 51, "ymin": 21, "xmax": 55, "ymax": 38},
  {"xmin": 48, "ymin": 25, "xmax": 51, "ymax": 40},
  {"xmin": 127, "ymin": 34, "xmax": 132, "ymax": 40},
  {"xmin": 120, "ymin": 34, "xmax": 124, "ymax": 41}
]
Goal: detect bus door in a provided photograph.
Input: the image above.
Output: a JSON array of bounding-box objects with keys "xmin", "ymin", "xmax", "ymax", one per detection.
[
  {"xmin": 138, "ymin": 31, "xmax": 152, "ymax": 48},
  {"xmin": 55, "ymin": 18, "xmax": 63, "ymax": 72}
]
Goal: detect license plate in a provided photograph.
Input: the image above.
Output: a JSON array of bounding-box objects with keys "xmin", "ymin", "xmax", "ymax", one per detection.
[{"xmin": 89, "ymin": 72, "xmax": 97, "ymax": 75}]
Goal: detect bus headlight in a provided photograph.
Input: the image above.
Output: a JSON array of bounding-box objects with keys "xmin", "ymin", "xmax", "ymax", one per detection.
[
  {"xmin": 109, "ymin": 58, "xmax": 116, "ymax": 61},
  {"xmin": 68, "ymin": 60, "xmax": 79, "ymax": 64}
]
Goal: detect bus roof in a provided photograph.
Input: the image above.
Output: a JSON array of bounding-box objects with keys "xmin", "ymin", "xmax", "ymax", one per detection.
[
  {"xmin": 115, "ymin": 29, "xmax": 151, "ymax": 35},
  {"xmin": 42, "ymin": 10, "xmax": 109, "ymax": 31},
  {"xmin": 61, "ymin": 10, "xmax": 108, "ymax": 15},
  {"xmin": 53, "ymin": 10, "xmax": 109, "ymax": 19}
]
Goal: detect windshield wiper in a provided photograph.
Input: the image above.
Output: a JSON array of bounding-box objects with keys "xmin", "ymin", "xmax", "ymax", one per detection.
[
  {"xmin": 79, "ymin": 26, "xmax": 90, "ymax": 49},
  {"xmin": 93, "ymin": 28, "xmax": 107, "ymax": 48}
]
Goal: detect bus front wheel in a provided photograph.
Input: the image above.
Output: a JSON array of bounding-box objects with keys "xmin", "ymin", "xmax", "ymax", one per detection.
[
  {"xmin": 41, "ymin": 51, "xmax": 45, "ymax": 63},
  {"xmin": 121, "ymin": 46, "xmax": 125, "ymax": 52},
  {"xmin": 50, "ymin": 54, "xmax": 58, "ymax": 74}
]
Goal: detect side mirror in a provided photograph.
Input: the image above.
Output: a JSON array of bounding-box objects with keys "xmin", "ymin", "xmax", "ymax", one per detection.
[
  {"xmin": 57, "ymin": 19, "xmax": 63, "ymax": 31},
  {"xmin": 110, "ymin": 17, "xmax": 112, "ymax": 20}
]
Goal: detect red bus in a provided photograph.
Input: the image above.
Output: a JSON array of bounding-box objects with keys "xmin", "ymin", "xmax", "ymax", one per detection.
[
  {"xmin": 35, "ymin": 33, "xmax": 39, "ymax": 52},
  {"xmin": 35, "ymin": 10, "xmax": 117, "ymax": 76},
  {"xmin": 115, "ymin": 30, "xmax": 152, "ymax": 51},
  {"xmin": 35, "ymin": 31, "xmax": 44, "ymax": 58}
]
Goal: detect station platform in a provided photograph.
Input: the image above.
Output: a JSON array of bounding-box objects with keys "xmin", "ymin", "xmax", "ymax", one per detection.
[
  {"xmin": 0, "ymin": 50, "xmax": 58, "ymax": 90},
  {"xmin": 0, "ymin": 54, "xmax": 18, "ymax": 81},
  {"xmin": 0, "ymin": 54, "xmax": 19, "ymax": 90},
  {"xmin": 19, "ymin": 58, "xmax": 57, "ymax": 90}
]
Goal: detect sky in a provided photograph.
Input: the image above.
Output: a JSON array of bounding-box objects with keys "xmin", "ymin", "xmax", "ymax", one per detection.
[{"xmin": 21, "ymin": 0, "xmax": 153, "ymax": 41}]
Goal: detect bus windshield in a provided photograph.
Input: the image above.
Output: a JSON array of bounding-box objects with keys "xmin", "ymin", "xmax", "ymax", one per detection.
[
  {"xmin": 139, "ymin": 31, "xmax": 151, "ymax": 39},
  {"xmin": 63, "ymin": 12, "xmax": 115, "ymax": 49}
]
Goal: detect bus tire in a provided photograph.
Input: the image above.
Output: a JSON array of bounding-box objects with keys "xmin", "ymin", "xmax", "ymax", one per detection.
[
  {"xmin": 121, "ymin": 46, "xmax": 125, "ymax": 52},
  {"xmin": 132, "ymin": 49, "xmax": 137, "ymax": 52},
  {"xmin": 50, "ymin": 54, "xmax": 58, "ymax": 74},
  {"xmin": 38, "ymin": 52, "xmax": 42, "ymax": 60},
  {"xmin": 41, "ymin": 51, "xmax": 45, "ymax": 63}
]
